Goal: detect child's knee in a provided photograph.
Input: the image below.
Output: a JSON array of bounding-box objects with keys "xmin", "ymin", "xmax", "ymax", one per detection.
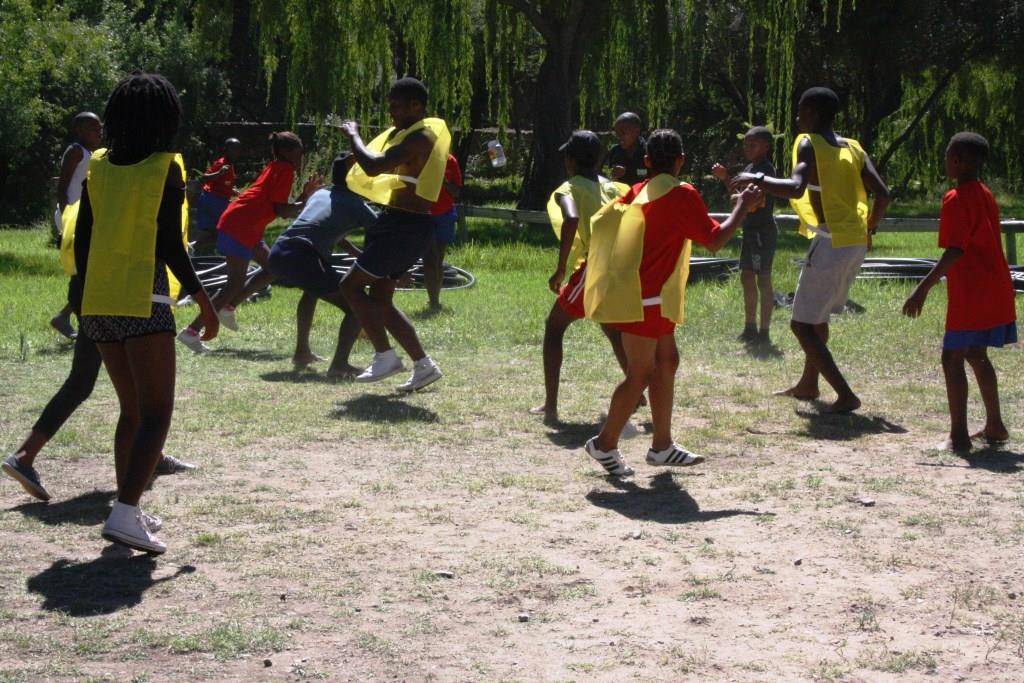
[
  {"xmin": 941, "ymin": 349, "xmax": 967, "ymax": 370},
  {"xmin": 964, "ymin": 346, "xmax": 990, "ymax": 366}
]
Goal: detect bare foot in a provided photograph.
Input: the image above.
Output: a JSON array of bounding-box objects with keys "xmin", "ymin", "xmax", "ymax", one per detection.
[
  {"xmin": 821, "ymin": 395, "xmax": 861, "ymax": 414},
  {"xmin": 931, "ymin": 437, "xmax": 973, "ymax": 453},
  {"xmin": 773, "ymin": 386, "xmax": 819, "ymax": 400},
  {"xmin": 293, "ymin": 352, "xmax": 326, "ymax": 369},
  {"xmin": 528, "ymin": 405, "xmax": 558, "ymax": 425},
  {"xmin": 971, "ymin": 427, "xmax": 1010, "ymax": 443},
  {"xmin": 326, "ymin": 364, "xmax": 360, "ymax": 380}
]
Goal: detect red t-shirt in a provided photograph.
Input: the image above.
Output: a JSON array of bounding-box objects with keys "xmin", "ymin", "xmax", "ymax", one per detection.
[
  {"xmin": 430, "ymin": 154, "xmax": 463, "ymax": 216},
  {"xmin": 624, "ymin": 180, "xmax": 721, "ymax": 298},
  {"xmin": 938, "ymin": 180, "xmax": 1016, "ymax": 331},
  {"xmin": 201, "ymin": 157, "xmax": 236, "ymax": 199},
  {"xmin": 217, "ymin": 160, "xmax": 295, "ymax": 246}
]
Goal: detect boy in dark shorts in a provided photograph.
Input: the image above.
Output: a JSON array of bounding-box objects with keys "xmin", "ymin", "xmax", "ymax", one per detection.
[
  {"xmin": 267, "ymin": 154, "xmax": 378, "ymax": 376},
  {"xmin": 712, "ymin": 126, "xmax": 779, "ymax": 344},
  {"xmin": 340, "ymin": 77, "xmax": 451, "ymax": 391},
  {"xmin": 605, "ymin": 112, "xmax": 646, "ymax": 185},
  {"xmin": 902, "ymin": 132, "xmax": 1017, "ymax": 452}
]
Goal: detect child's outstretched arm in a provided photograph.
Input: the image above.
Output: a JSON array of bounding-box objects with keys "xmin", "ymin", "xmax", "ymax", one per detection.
[
  {"xmin": 902, "ymin": 247, "xmax": 963, "ymax": 318},
  {"xmin": 710, "ymin": 163, "xmax": 731, "ymax": 188},
  {"xmin": 731, "ymin": 138, "xmax": 813, "ymax": 199},
  {"xmin": 549, "ymin": 195, "xmax": 579, "ymax": 293},
  {"xmin": 704, "ymin": 185, "xmax": 763, "ymax": 252},
  {"xmin": 274, "ymin": 175, "xmax": 324, "ymax": 219}
]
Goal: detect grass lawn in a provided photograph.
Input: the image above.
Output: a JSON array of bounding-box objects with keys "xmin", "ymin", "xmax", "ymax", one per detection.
[{"xmin": 1, "ymin": 217, "xmax": 1023, "ymax": 682}]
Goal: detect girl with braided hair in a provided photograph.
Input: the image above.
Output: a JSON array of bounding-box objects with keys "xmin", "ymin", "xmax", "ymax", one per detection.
[
  {"xmin": 74, "ymin": 72, "xmax": 219, "ymax": 553},
  {"xmin": 582, "ymin": 129, "xmax": 764, "ymax": 476}
]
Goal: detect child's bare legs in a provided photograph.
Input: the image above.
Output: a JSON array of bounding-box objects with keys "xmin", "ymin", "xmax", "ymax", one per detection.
[
  {"xmin": 645, "ymin": 335, "xmax": 679, "ymax": 451},
  {"xmin": 740, "ymin": 270, "xmax": 757, "ymax": 329},
  {"xmin": 600, "ymin": 324, "xmax": 646, "ymax": 408},
  {"xmin": 531, "ymin": 303, "xmax": 577, "ymax": 422},
  {"xmin": 941, "ymin": 348, "xmax": 972, "ymax": 452},
  {"xmin": 317, "ymin": 289, "xmax": 362, "ymax": 377},
  {"xmin": 293, "ymin": 291, "xmax": 323, "ymax": 367},
  {"xmin": 188, "ymin": 255, "xmax": 249, "ymax": 330},
  {"xmin": 595, "ymin": 333, "xmax": 658, "ymax": 452},
  {"xmin": 758, "ymin": 271, "xmax": 774, "ymax": 333},
  {"xmin": 783, "ymin": 320, "xmax": 860, "ymax": 413},
  {"xmin": 233, "ymin": 243, "xmax": 274, "ymax": 305},
  {"xmin": 341, "ymin": 269, "xmax": 426, "ymax": 361},
  {"xmin": 423, "ymin": 239, "xmax": 445, "ymax": 309},
  {"xmin": 965, "ymin": 346, "xmax": 1009, "ymax": 441},
  {"xmin": 97, "ymin": 334, "xmax": 176, "ymax": 505}
]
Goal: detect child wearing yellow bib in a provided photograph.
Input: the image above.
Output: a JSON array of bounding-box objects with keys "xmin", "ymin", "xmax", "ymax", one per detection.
[{"xmin": 75, "ymin": 73, "xmax": 219, "ymax": 555}]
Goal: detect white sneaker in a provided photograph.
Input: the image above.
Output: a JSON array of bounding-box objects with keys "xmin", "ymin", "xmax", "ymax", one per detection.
[
  {"xmin": 646, "ymin": 444, "xmax": 705, "ymax": 467},
  {"xmin": 176, "ymin": 328, "xmax": 209, "ymax": 354},
  {"xmin": 585, "ymin": 437, "xmax": 634, "ymax": 477},
  {"xmin": 140, "ymin": 510, "xmax": 162, "ymax": 533},
  {"xmin": 217, "ymin": 307, "xmax": 239, "ymax": 331},
  {"xmin": 102, "ymin": 502, "xmax": 166, "ymax": 554},
  {"xmin": 355, "ymin": 350, "xmax": 405, "ymax": 383},
  {"xmin": 398, "ymin": 358, "xmax": 442, "ymax": 392}
]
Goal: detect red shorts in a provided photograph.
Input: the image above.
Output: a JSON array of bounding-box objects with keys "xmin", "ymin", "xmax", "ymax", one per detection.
[
  {"xmin": 609, "ymin": 303, "xmax": 676, "ymax": 339},
  {"xmin": 556, "ymin": 264, "xmax": 587, "ymax": 320}
]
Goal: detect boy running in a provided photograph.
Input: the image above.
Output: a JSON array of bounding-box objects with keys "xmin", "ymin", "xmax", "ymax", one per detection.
[
  {"xmin": 193, "ymin": 137, "xmax": 242, "ymax": 251},
  {"xmin": 902, "ymin": 132, "xmax": 1017, "ymax": 452},
  {"xmin": 732, "ymin": 87, "xmax": 890, "ymax": 413}
]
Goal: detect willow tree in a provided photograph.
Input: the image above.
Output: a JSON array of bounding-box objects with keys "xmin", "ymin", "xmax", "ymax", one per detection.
[{"xmin": 250, "ymin": 0, "xmax": 814, "ymax": 208}]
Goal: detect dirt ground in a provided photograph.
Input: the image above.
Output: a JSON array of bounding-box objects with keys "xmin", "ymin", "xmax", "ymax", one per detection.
[{"xmin": 3, "ymin": 405, "xmax": 1024, "ymax": 682}]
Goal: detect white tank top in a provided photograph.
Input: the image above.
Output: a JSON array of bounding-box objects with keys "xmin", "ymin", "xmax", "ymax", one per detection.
[{"xmin": 65, "ymin": 143, "xmax": 91, "ymax": 205}]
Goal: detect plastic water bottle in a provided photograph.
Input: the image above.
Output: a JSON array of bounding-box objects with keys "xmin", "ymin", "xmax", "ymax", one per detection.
[{"xmin": 486, "ymin": 140, "xmax": 507, "ymax": 168}]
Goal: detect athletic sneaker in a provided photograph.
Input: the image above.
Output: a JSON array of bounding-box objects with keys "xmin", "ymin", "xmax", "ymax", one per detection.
[
  {"xmin": 50, "ymin": 315, "xmax": 77, "ymax": 340},
  {"xmin": 176, "ymin": 328, "xmax": 209, "ymax": 354},
  {"xmin": 646, "ymin": 444, "xmax": 705, "ymax": 467},
  {"xmin": 584, "ymin": 437, "xmax": 634, "ymax": 477},
  {"xmin": 398, "ymin": 358, "xmax": 442, "ymax": 392},
  {"xmin": 2, "ymin": 455, "xmax": 51, "ymax": 501},
  {"xmin": 141, "ymin": 510, "xmax": 162, "ymax": 533},
  {"xmin": 218, "ymin": 306, "xmax": 239, "ymax": 331},
  {"xmin": 155, "ymin": 455, "xmax": 197, "ymax": 475},
  {"xmin": 355, "ymin": 350, "xmax": 405, "ymax": 383},
  {"xmin": 102, "ymin": 501, "xmax": 166, "ymax": 554}
]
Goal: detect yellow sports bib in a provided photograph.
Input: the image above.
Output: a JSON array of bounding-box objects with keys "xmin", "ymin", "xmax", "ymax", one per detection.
[
  {"xmin": 346, "ymin": 118, "xmax": 451, "ymax": 207},
  {"xmin": 81, "ymin": 150, "xmax": 185, "ymax": 317},
  {"xmin": 584, "ymin": 173, "xmax": 692, "ymax": 324},
  {"xmin": 790, "ymin": 133, "xmax": 869, "ymax": 247},
  {"xmin": 546, "ymin": 176, "xmax": 629, "ymax": 271}
]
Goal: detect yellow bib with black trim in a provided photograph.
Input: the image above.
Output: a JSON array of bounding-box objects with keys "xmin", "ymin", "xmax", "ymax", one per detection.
[
  {"xmin": 81, "ymin": 150, "xmax": 185, "ymax": 317},
  {"xmin": 61, "ymin": 151, "xmax": 189, "ymax": 303},
  {"xmin": 546, "ymin": 176, "xmax": 629, "ymax": 271},
  {"xmin": 584, "ymin": 173, "xmax": 692, "ymax": 324},
  {"xmin": 346, "ymin": 118, "xmax": 451, "ymax": 207},
  {"xmin": 790, "ymin": 133, "xmax": 869, "ymax": 247}
]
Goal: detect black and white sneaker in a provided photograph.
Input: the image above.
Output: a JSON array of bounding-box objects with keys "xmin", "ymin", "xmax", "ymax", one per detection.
[
  {"xmin": 585, "ymin": 437, "xmax": 634, "ymax": 477},
  {"xmin": 646, "ymin": 444, "xmax": 704, "ymax": 467},
  {"xmin": 2, "ymin": 455, "xmax": 51, "ymax": 501}
]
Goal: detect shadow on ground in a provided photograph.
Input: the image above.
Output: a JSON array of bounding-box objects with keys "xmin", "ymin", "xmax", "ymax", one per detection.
[
  {"xmin": 545, "ymin": 420, "xmax": 603, "ymax": 449},
  {"xmin": 261, "ymin": 369, "xmax": 349, "ymax": 384},
  {"xmin": 27, "ymin": 555, "xmax": 195, "ymax": 615},
  {"xmin": 795, "ymin": 409, "xmax": 907, "ymax": 441},
  {"xmin": 331, "ymin": 394, "xmax": 439, "ymax": 423},
  {"xmin": 916, "ymin": 445, "xmax": 1024, "ymax": 474},
  {"xmin": 586, "ymin": 471, "xmax": 772, "ymax": 524},
  {"xmin": 8, "ymin": 489, "xmax": 114, "ymax": 526},
  {"xmin": 209, "ymin": 348, "xmax": 289, "ymax": 362}
]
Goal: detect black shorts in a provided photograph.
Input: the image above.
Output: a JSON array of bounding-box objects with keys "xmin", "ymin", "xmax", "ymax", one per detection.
[
  {"xmin": 355, "ymin": 208, "xmax": 434, "ymax": 280},
  {"xmin": 268, "ymin": 237, "xmax": 343, "ymax": 295},
  {"xmin": 81, "ymin": 268, "xmax": 176, "ymax": 343},
  {"xmin": 739, "ymin": 224, "xmax": 778, "ymax": 274}
]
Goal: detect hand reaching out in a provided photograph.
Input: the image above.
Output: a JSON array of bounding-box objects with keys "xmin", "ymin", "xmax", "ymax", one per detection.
[
  {"xmin": 711, "ymin": 163, "xmax": 728, "ymax": 181},
  {"xmin": 339, "ymin": 121, "xmax": 359, "ymax": 139}
]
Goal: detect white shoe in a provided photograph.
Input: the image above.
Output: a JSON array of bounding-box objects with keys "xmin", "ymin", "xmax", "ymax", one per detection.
[
  {"xmin": 140, "ymin": 510, "xmax": 162, "ymax": 533},
  {"xmin": 585, "ymin": 437, "xmax": 634, "ymax": 477},
  {"xmin": 646, "ymin": 444, "xmax": 704, "ymax": 467},
  {"xmin": 217, "ymin": 307, "xmax": 239, "ymax": 331},
  {"xmin": 176, "ymin": 328, "xmax": 209, "ymax": 354},
  {"xmin": 398, "ymin": 359, "xmax": 442, "ymax": 392},
  {"xmin": 102, "ymin": 502, "xmax": 166, "ymax": 554},
  {"xmin": 355, "ymin": 350, "xmax": 405, "ymax": 383}
]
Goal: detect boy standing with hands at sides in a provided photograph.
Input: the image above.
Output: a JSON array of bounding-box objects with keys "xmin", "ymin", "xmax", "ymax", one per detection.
[
  {"xmin": 339, "ymin": 77, "xmax": 449, "ymax": 391},
  {"xmin": 605, "ymin": 112, "xmax": 646, "ymax": 185},
  {"xmin": 193, "ymin": 137, "xmax": 242, "ymax": 251},
  {"xmin": 732, "ymin": 87, "xmax": 890, "ymax": 413},
  {"xmin": 712, "ymin": 126, "xmax": 779, "ymax": 345},
  {"xmin": 903, "ymin": 132, "xmax": 1017, "ymax": 452},
  {"xmin": 583, "ymin": 129, "xmax": 763, "ymax": 476},
  {"xmin": 51, "ymin": 111, "xmax": 103, "ymax": 340},
  {"xmin": 529, "ymin": 131, "xmax": 630, "ymax": 424}
]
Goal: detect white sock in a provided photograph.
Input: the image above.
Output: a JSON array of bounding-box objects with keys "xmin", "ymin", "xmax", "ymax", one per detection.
[
  {"xmin": 377, "ymin": 349, "xmax": 398, "ymax": 361},
  {"xmin": 414, "ymin": 356, "xmax": 433, "ymax": 369}
]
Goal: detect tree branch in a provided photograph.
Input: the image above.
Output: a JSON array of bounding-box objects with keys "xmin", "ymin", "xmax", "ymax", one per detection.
[{"xmin": 499, "ymin": 0, "xmax": 556, "ymax": 45}]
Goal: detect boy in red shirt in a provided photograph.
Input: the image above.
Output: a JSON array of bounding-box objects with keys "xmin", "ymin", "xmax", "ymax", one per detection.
[
  {"xmin": 903, "ymin": 132, "xmax": 1017, "ymax": 452},
  {"xmin": 193, "ymin": 137, "xmax": 242, "ymax": 251},
  {"xmin": 423, "ymin": 153, "xmax": 462, "ymax": 309},
  {"xmin": 583, "ymin": 129, "xmax": 763, "ymax": 476}
]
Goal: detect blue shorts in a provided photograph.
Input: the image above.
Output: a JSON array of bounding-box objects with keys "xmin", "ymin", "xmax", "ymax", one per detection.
[
  {"xmin": 943, "ymin": 321, "xmax": 1018, "ymax": 350},
  {"xmin": 268, "ymin": 238, "xmax": 342, "ymax": 295},
  {"xmin": 216, "ymin": 231, "xmax": 265, "ymax": 260},
  {"xmin": 432, "ymin": 208, "xmax": 458, "ymax": 246},
  {"xmin": 197, "ymin": 191, "xmax": 230, "ymax": 232}
]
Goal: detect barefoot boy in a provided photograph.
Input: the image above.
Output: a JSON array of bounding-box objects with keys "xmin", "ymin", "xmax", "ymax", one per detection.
[
  {"xmin": 583, "ymin": 129, "xmax": 763, "ymax": 476},
  {"xmin": 605, "ymin": 112, "xmax": 646, "ymax": 185},
  {"xmin": 732, "ymin": 87, "xmax": 890, "ymax": 413},
  {"xmin": 712, "ymin": 126, "xmax": 779, "ymax": 344},
  {"xmin": 530, "ymin": 130, "xmax": 630, "ymax": 423},
  {"xmin": 902, "ymin": 132, "xmax": 1017, "ymax": 452}
]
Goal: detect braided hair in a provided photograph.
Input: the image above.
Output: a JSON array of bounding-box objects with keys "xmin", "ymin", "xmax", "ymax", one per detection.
[
  {"xmin": 102, "ymin": 71, "xmax": 181, "ymax": 163},
  {"xmin": 644, "ymin": 128, "xmax": 684, "ymax": 175}
]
